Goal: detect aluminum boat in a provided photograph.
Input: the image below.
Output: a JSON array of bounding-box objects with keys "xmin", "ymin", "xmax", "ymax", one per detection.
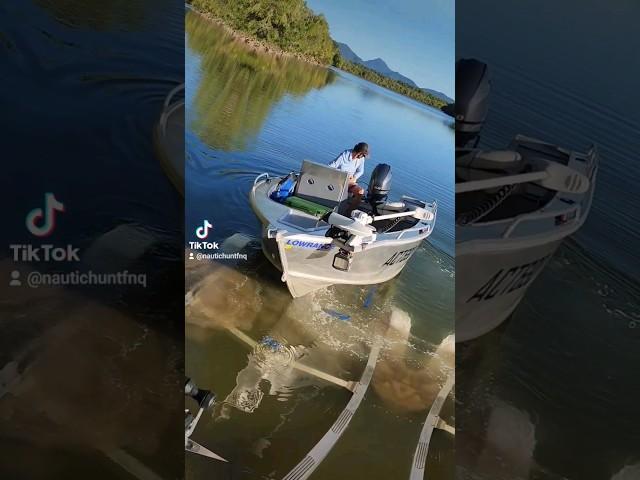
[
  {"xmin": 249, "ymin": 160, "xmax": 437, "ymax": 297},
  {"xmin": 455, "ymin": 59, "xmax": 599, "ymax": 342}
]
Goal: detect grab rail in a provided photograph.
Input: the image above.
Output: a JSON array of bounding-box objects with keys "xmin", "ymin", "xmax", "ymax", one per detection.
[
  {"xmin": 463, "ymin": 143, "xmax": 598, "ymax": 240},
  {"xmin": 501, "ymin": 204, "xmax": 581, "ymax": 238},
  {"xmin": 163, "ymin": 83, "xmax": 185, "ymax": 110},
  {"xmin": 253, "ymin": 173, "xmax": 270, "ymax": 185},
  {"xmin": 395, "ymin": 200, "xmax": 437, "ymax": 240},
  {"xmin": 158, "ymin": 83, "xmax": 184, "ymax": 136}
]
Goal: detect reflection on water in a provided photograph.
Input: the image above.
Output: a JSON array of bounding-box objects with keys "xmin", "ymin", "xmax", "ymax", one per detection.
[
  {"xmin": 372, "ymin": 309, "xmax": 455, "ymax": 413},
  {"xmin": 186, "ymin": 11, "xmax": 335, "ymax": 152}
]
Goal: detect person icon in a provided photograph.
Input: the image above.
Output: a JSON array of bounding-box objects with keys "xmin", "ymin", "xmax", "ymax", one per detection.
[{"xmin": 9, "ymin": 270, "xmax": 21, "ymax": 287}]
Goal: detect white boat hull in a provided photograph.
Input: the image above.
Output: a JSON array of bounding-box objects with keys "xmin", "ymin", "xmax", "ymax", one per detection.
[
  {"xmin": 261, "ymin": 227, "xmax": 426, "ymax": 297},
  {"xmin": 455, "ymin": 135, "xmax": 598, "ymax": 342},
  {"xmin": 250, "ymin": 174, "xmax": 436, "ymax": 298}
]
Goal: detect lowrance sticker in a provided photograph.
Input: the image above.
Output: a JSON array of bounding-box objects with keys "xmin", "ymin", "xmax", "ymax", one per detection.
[{"xmin": 285, "ymin": 239, "xmax": 332, "ymax": 250}]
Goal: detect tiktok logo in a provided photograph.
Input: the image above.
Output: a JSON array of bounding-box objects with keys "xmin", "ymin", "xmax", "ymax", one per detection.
[
  {"xmin": 26, "ymin": 193, "xmax": 65, "ymax": 237},
  {"xmin": 196, "ymin": 220, "xmax": 213, "ymax": 239}
]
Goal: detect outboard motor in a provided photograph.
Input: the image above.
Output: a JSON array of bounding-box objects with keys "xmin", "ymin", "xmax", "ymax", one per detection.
[
  {"xmin": 185, "ymin": 377, "xmax": 228, "ymax": 462},
  {"xmin": 456, "ymin": 59, "xmax": 490, "ymax": 148},
  {"xmin": 367, "ymin": 163, "xmax": 392, "ymax": 214},
  {"xmin": 185, "ymin": 377, "xmax": 216, "ymax": 410}
]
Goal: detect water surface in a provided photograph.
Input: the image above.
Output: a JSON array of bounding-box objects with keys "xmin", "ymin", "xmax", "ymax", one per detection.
[{"xmin": 185, "ymin": 10, "xmax": 454, "ymax": 480}]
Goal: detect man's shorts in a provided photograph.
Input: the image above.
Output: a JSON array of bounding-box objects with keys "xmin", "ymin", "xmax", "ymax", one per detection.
[{"xmin": 348, "ymin": 183, "xmax": 364, "ymax": 195}]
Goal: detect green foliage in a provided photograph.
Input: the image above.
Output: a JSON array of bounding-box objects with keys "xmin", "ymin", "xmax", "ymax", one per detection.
[
  {"xmin": 189, "ymin": 0, "xmax": 337, "ymax": 64},
  {"xmin": 333, "ymin": 56, "xmax": 448, "ymax": 110},
  {"xmin": 186, "ymin": 11, "xmax": 335, "ymax": 151},
  {"xmin": 188, "ymin": 0, "xmax": 448, "ymax": 109}
]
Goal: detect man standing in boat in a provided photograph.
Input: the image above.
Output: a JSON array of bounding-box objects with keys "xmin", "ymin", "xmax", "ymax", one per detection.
[{"xmin": 328, "ymin": 142, "xmax": 369, "ymax": 208}]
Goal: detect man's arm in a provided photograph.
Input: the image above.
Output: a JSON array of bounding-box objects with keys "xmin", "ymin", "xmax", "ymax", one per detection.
[
  {"xmin": 328, "ymin": 150, "xmax": 346, "ymax": 169},
  {"xmin": 353, "ymin": 159, "xmax": 364, "ymax": 182}
]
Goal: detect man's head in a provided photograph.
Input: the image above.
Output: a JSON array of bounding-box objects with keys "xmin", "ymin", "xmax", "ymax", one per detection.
[{"xmin": 352, "ymin": 142, "xmax": 369, "ymax": 160}]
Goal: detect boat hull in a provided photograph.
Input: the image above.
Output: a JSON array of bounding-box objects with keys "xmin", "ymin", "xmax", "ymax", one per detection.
[
  {"xmin": 261, "ymin": 226, "xmax": 425, "ymax": 297},
  {"xmin": 455, "ymin": 135, "xmax": 598, "ymax": 342},
  {"xmin": 455, "ymin": 239, "xmax": 562, "ymax": 342},
  {"xmin": 250, "ymin": 173, "xmax": 435, "ymax": 298}
]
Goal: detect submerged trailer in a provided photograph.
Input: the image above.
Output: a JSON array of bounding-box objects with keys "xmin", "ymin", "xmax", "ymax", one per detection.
[{"xmin": 409, "ymin": 373, "xmax": 455, "ymax": 480}]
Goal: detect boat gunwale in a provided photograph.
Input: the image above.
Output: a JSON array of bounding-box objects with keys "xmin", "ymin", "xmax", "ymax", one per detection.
[
  {"xmin": 250, "ymin": 173, "xmax": 436, "ymax": 243},
  {"xmin": 456, "ymin": 137, "xmax": 598, "ymax": 245}
]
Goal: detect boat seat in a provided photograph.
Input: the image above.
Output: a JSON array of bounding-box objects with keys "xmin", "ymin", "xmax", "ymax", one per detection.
[
  {"xmin": 284, "ymin": 196, "xmax": 333, "ymax": 218},
  {"xmin": 379, "ymin": 201, "xmax": 406, "ymax": 212},
  {"xmin": 280, "ymin": 212, "xmax": 326, "ymax": 230},
  {"xmin": 294, "ymin": 160, "xmax": 350, "ymax": 209},
  {"xmin": 456, "ymin": 150, "xmax": 523, "ymax": 172}
]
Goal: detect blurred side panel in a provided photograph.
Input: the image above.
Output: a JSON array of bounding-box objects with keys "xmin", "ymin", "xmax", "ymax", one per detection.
[
  {"xmin": 0, "ymin": 1, "xmax": 184, "ymax": 478},
  {"xmin": 455, "ymin": 0, "xmax": 640, "ymax": 479}
]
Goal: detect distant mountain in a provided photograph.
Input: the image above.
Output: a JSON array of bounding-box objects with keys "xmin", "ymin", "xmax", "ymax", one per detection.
[
  {"xmin": 336, "ymin": 42, "xmax": 363, "ymax": 63},
  {"xmin": 362, "ymin": 58, "xmax": 418, "ymax": 88},
  {"xmin": 336, "ymin": 42, "xmax": 454, "ymax": 104}
]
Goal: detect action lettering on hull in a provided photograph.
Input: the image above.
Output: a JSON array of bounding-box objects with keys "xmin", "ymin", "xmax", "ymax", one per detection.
[
  {"xmin": 466, "ymin": 254, "xmax": 551, "ymax": 302},
  {"xmin": 383, "ymin": 247, "xmax": 418, "ymax": 266}
]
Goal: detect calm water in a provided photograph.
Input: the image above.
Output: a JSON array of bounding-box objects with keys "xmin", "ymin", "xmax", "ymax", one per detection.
[
  {"xmin": 185, "ymin": 9, "xmax": 454, "ymax": 480},
  {"xmin": 0, "ymin": 1, "xmax": 183, "ymax": 478},
  {"xmin": 457, "ymin": 0, "xmax": 640, "ymax": 478}
]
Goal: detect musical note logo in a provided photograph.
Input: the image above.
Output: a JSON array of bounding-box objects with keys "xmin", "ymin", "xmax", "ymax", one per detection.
[
  {"xmin": 26, "ymin": 193, "xmax": 65, "ymax": 237},
  {"xmin": 196, "ymin": 220, "xmax": 213, "ymax": 239}
]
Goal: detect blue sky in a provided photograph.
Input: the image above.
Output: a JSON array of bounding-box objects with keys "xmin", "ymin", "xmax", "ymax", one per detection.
[{"xmin": 306, "ymin": 0, "xmax": 454, "ymax": 99}]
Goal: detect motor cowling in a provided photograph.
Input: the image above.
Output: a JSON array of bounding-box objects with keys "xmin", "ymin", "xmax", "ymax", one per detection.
[
  {"xmin": 456, "ymin": 58, "xmax": 490, "ymax": 148},
  {"xmin": 367, "ymin": 163, "xmax": 392, "ymax": 213},
  {"xmin": 185, "ymin": 377, "xmax": 216, "ymax": 410}
]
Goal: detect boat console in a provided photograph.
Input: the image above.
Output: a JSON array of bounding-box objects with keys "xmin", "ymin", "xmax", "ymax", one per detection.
[{"xmin": 294, "ymin": 159, "xmax": 350, "ymax": 208}]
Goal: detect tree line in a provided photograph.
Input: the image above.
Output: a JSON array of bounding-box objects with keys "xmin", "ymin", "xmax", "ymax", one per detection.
[
  {"xmin": 333, "ymin": 56, "xmax": 447, "ymax": 109},
  {"xmin": 189, "ymin": 0, "xmax": 449, "ymax": 109},
  {"xmin": 189, "ymin": 0, "xmax": 337, "ymax": 64}
]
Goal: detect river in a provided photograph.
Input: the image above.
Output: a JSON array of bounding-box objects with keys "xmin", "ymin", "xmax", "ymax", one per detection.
[{"xmin": 185, "ymin": 8, "xmax": 454, "ymax": 480}]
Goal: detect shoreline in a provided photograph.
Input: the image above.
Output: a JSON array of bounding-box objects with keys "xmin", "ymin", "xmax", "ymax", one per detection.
[
  {"xmin": 189, "ymin": 6, "xmax": 325, "ymax": 67},
  {"xmin": 188, "ymin": 4, "xmax": 450, "ymax": 109},
  {"xmin": 332, "ymin": 66, "xmax": 453, "ymax": 117}
]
